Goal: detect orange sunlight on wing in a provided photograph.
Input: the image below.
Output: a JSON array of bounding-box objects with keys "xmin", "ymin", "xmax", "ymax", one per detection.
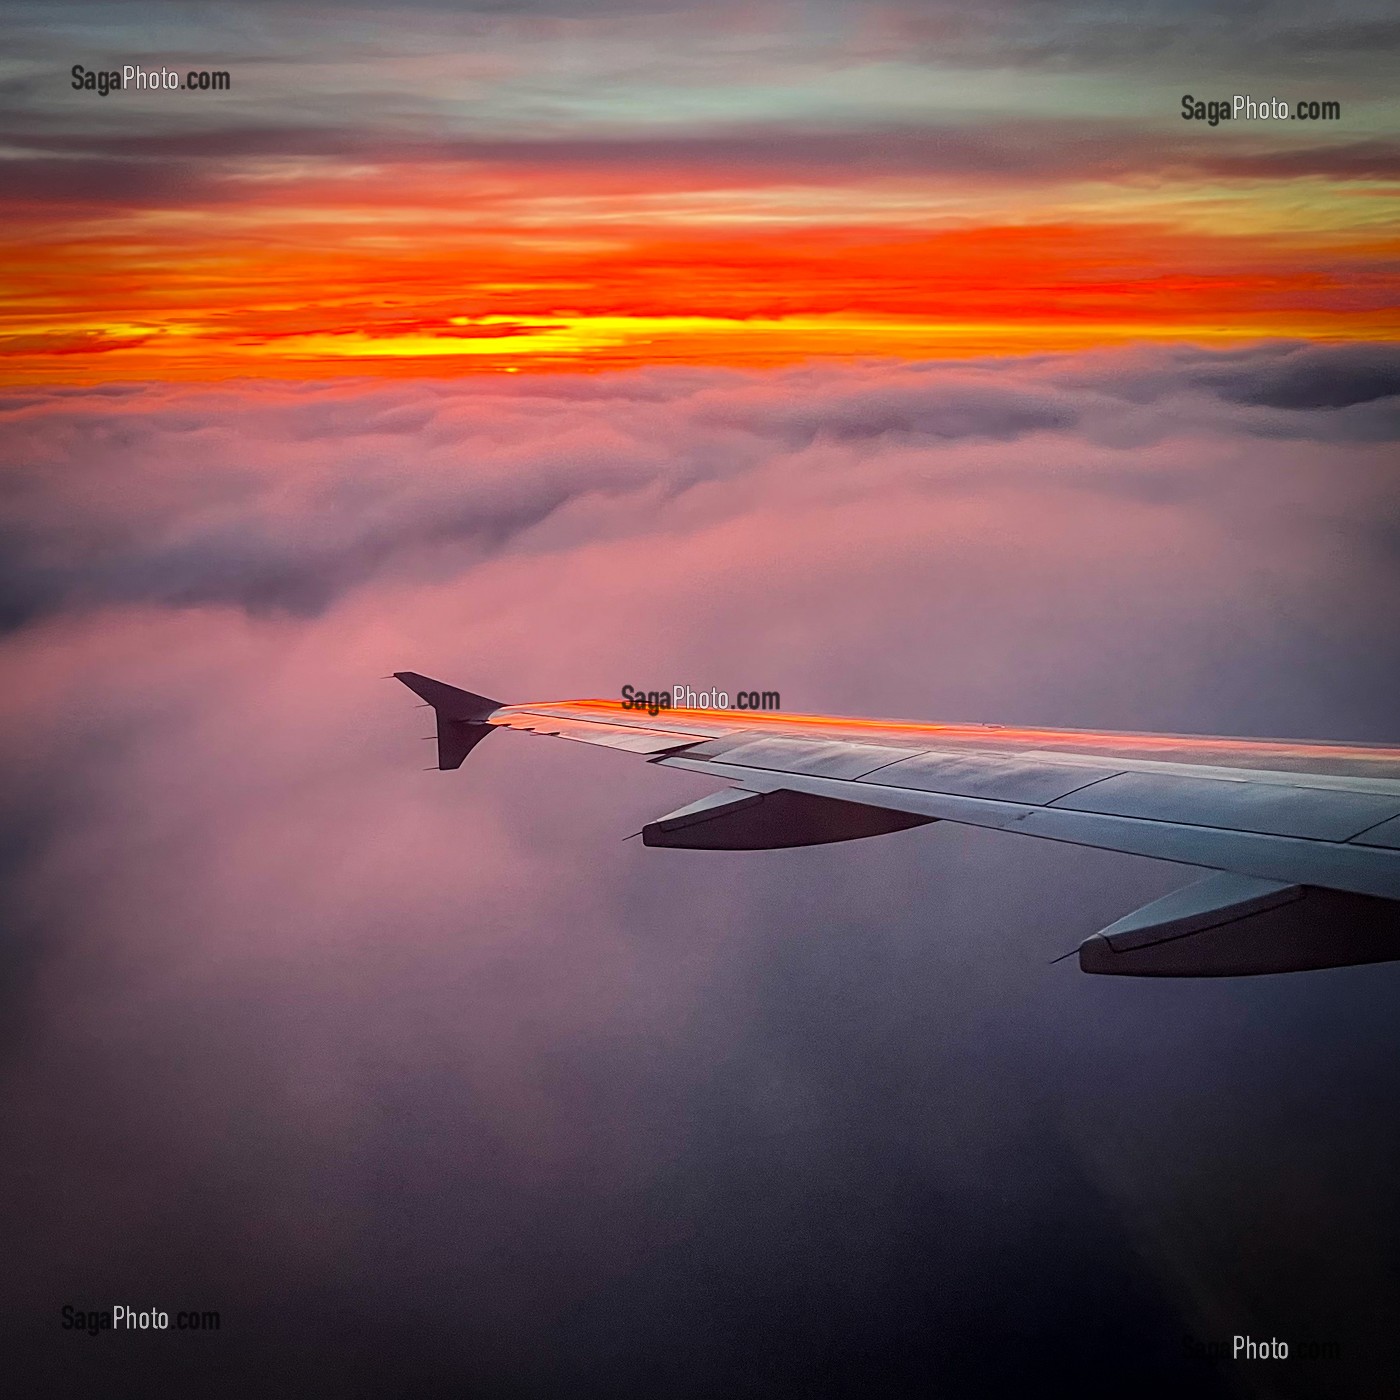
[{"xmin": 502, "ymin": 701, "xmax": 1400, "ymax": 778}]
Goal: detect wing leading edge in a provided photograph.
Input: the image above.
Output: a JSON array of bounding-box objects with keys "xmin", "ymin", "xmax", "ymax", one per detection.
[{"xmin": 395, "ymin": 674, "xmax": 1400, "ymax": 977}]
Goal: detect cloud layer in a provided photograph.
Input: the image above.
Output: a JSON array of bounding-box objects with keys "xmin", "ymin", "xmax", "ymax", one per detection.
[
  {"xmin": 3, "ymin": 341, "xmax": 1397, "ymax": 633},
  {"xmin": 3, "ymin": 347, "xmax": 1399, "ymax": 1394}
]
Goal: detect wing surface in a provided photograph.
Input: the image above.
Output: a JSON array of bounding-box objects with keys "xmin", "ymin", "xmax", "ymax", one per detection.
[{"xmin": 395, "ymin": 675, "xmax": 1400, "ymax": 976}]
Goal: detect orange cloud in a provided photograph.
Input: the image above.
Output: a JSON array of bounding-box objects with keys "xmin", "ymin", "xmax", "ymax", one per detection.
[{"xmin": 2, "ymin": 157, "xmax": 1397, "ymax": 382}]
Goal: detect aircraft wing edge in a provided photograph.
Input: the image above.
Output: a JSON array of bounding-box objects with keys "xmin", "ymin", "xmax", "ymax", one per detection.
[{"xmin": 394, "ymin": 676, "xmax": 1400, "ymax": 974}]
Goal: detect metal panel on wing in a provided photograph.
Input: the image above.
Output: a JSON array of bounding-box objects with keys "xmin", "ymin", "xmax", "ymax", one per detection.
[
  {"xmin": 1051, "ymin": 770, "xmax": 1400, "ymax": 841},
  {"xmin": 858, "ymin": 751, "xmax": 1121, "ymax": 804},
  {"xmin": 1351, "ymin": 815, "xmax": 1400, "ymax": 850},
  {"xmin": 683, "ymin": 736, "xmax": 919, "ymax": 779}
]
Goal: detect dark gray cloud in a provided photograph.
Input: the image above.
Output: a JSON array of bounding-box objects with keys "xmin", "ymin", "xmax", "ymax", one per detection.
[
  {"xmin": 4, "ymin": 122, "xmax": 1397, "ymax": 216},
  {"xmin": 1194, "ymin": 140, "xmax": 1400, "ymax": 182},
  {"xmin": 693, "ymin": 376, "xmax": 1082, "ymax": 445},
  {"xmin": 862, "ymin": 0, "xmax": 1400, "ymax": 77},
  {"xmin": 2, "ymin": 0, "xmax": 1395, "ymax": 222},
  {"xmin": 1183, "ymin": 340, "xmax": 1400, "ymax": 409},
  {"xmin": 12, "ymin": 0, "xmax": 1400, "ymax": 74}
]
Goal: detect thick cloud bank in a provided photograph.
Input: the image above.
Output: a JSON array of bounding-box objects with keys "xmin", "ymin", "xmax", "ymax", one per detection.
[
  {"xmin": 2, "ymin": 341, "xmax": 1397, "ymax": 634},
  {"xmin": 2, "ymin": 344, "xmax": 1399, "ymax": 1396}
]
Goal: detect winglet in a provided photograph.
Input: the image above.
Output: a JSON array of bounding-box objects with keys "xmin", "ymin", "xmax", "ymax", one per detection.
[
  {"xmin": 393, "ymin": 672, "xmax": 502, "ymax": 721},
  {"xmin": 394, "ymin": 672, "xmax": 503, "ymax": 770}
]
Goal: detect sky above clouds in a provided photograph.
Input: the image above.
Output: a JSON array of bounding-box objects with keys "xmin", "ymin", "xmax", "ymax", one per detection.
[{"xmin": 2, "ymin": 0, "xmax": 1398, "ymax": 379}]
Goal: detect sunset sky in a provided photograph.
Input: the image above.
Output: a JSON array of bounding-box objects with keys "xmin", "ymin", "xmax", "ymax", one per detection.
[
  {"xmin": 3, "ymin": 0, "xmax": 1398, "ymax": 382},
  {"xmin": 6, "ymin": 5, "xmax": 1400, "ymax": 1397}
]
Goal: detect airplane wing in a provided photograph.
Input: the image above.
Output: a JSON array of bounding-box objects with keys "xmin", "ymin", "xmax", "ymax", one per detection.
[{"xmin": 393, "ymin": 673, "xmax": 1400, "ymax": 978}]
